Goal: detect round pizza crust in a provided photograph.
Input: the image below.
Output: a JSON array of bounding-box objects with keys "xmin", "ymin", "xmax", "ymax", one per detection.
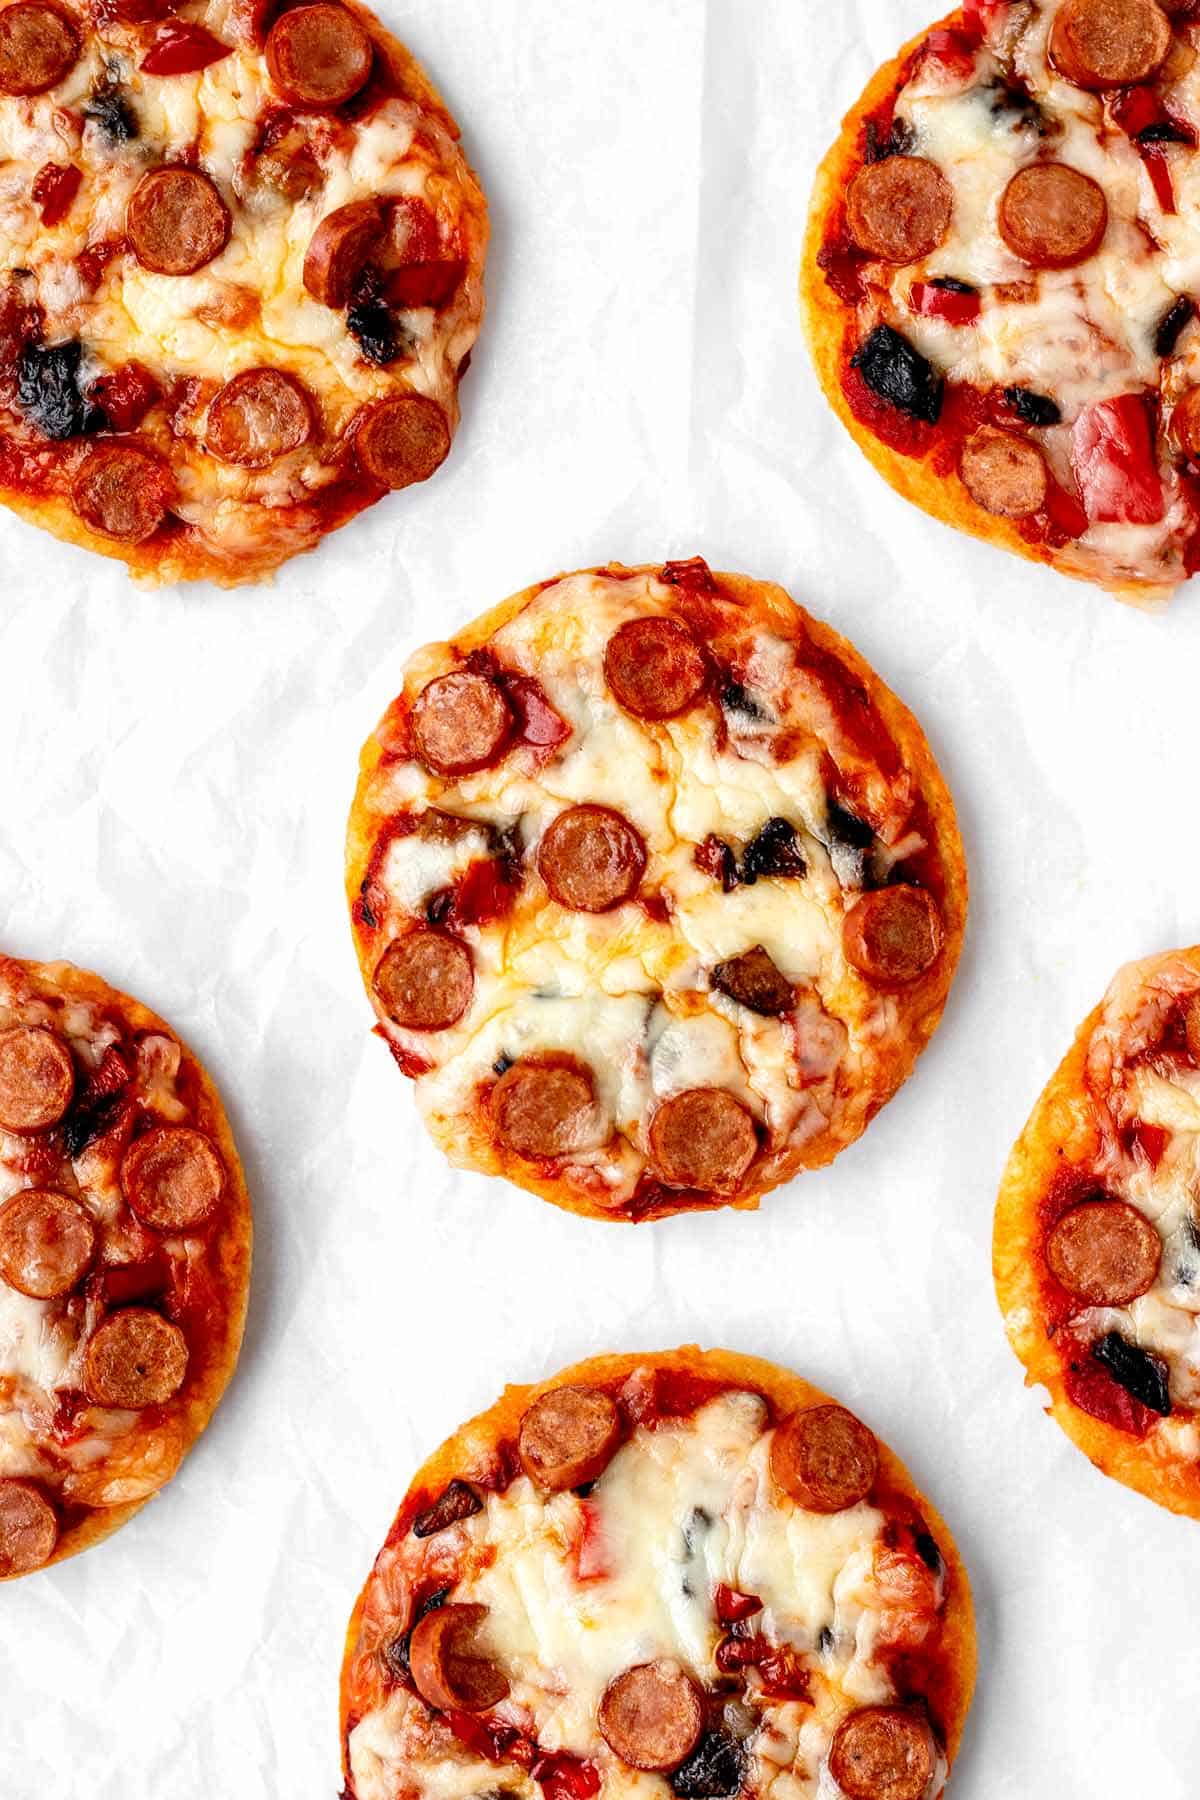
[
  {"xmin": 0, "ymin": 957, "xmax": 252, "ymax": 1576},
  {"xmin": 339, "ymin": 1344, "xmax": 978, "ymax": 1795},
  {"xmin": 799, "ymin": 7, "xmax": 1177, "ymax": 608},
  {"xmin": 994, "ymin": 950, "xmax": 1200, "ymax": 1520},
  {"xmin": 345, "ymin": 563, "xmax": 968, "ymax": 1223}
]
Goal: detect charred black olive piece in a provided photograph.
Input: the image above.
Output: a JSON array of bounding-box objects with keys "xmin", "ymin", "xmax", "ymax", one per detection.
[
  {"xmin": 1155, "ymin": 295, "xmax": 1196, "ymax": 358},
  {"xmin": 348, "ymin": 268, "xmax": 409, "ymax": 366},
  {"xmin": 62, "ymin": 1091, "xmax": 127, "ymax": 1159},
  {"xmin": 17, "ymin": 341, "xmax": 104, "ymax": 440},
  {"xmin": 670, "ymin": 1731, "xmax": 745, "ymax": 1798},
  {"xmin": 1004, "ymin": 385, "xmax": 1062, "ymax": 427},
  {"xmin": 864, "ymin": 116, "xmax": 915, "ymax": 162},
  {"xmin": 1092, "ymin": 1331, "xmax": 1172, "ymax": 1416},
  {"xmin": 741, "ymin": 818, "xmax": 806, "ymax": 884},
  {"xmin": 83, "ymin": 77, "xmax": 137, "ymax": 144},
  {"xmin": 719, "ymin": 682, "xmax": 769, "ymax": 724},
  {"xmin": 412, "ymin": 1478, "xmax": 482, "ymax": 1538},
  {"xmin": 851, "ymin": 325, "xmax": 943, "ymax": 425},
  {"xmin": 383, "ymin": 1585, "xmax": 450, "ymax": 1681}
]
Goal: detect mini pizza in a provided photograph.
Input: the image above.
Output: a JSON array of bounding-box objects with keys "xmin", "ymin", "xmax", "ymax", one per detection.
[
  {"xmin": 339, "ymin": 1347, "xmax": 977, "ymax": 1800},
  {"xmin": 0, "ymin": 954, "xmax": 250, "ymax": 1577},
  {"xmin": 802, "ymin": 0, "xmax": 1200, "ymax": 603},
  {"xmin": 0, "ymin": 0, "xmax": 486, "ymax": 585},
  {"xmin": 995, "ymin": 945, "xmax": 1200, "ymax": 1518},
  {"xmin": 346, "ymin": 560, "xmax": 967, "ymax": 1222}
]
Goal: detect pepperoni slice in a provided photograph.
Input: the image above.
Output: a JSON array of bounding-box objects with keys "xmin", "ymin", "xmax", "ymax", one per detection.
[
  {"xmin": 352, "ymin": 394, "xmax": 451, "ymax": 490},
  {"xmin": 0, "ymin": 1189, "xmax": 95, "ymax": 1299},
  {"xmin": 770, "ymin": 1405, "xmax": 879, "ymax": 1513},
  {"xmin": 265, "ymin": 2, "xmax": 373, "ymax": 106},
  {"xmin": 206, "ymin": 368, "xmax": 312, "ymax": 467},
  {"xmin": 0, "ymin": 1479, "xmax": 58, "ymax": 1577},
  {"xmin": 302, "ymin": 199, "xmax": 383, "ymax": 308},
  {"xmin": 408, "ymin": 1603, "xmax": 509, "ymax": 1714},
  {"xmin": 828, "ymin": 1707, "xmax": 935, "ymax": 1800},
  {"xmin": 121, "ymin": 1127, "xmax": 224, "ymax": 1233},
  {"xmin": 126, "ymin": 168, "xmax": 230, "ymax": 277},
  {"xmin": 647, "ymin": 1089, "xmax": 757, "ymax": 1193},
  {"xmin": 598, "ymin": 1663, "xmax": 704, "ymax": 1772},
  {"xmin": 1045, "ymin": 1199, "xmax": 1161, "ymax": 1306},
  {"xmin": 711, "ymin": 946, "xmax": 795, "ymax": 1017},
  {"xmin": 72, "ymin": 444, "xmax": 172, "ymax": 543},
  {"xmin": 1171, "ymin": 387, "xmax": 1200, "ymax": 466},
  {"xmin": 83, "ymin": 1308, "xmax": 189, "ymax": 1409},
  {"xmin": 518, "ymin": 1385, "xmax": 622, "ymax": 1491},
  {"xmin": 411, "ymin": 670, "xmax": 513, "ymax": 777},
  {"xmin": 845, "ymin": 156, "xmax": 953, "ymax": 265},
  {"xmin": 959, "ymin": 426, "xmax": 1048, "ymax": 517},
  {"xmin": 0, "ymin": 1024, "xmax": 74, "ymax": 1133},
  {"xmin": 492, "ymin": 1060, "xmax": 597, "ymax": 1161},
  {"xmin": 998, "ymin": 163, "xmax": 1108, "ymax": 270},
  {"xmin": 372, "ymin": 929, "xmax": 473, "ymax": 1032},
  {"xmin": 537, "ymin": 805, "xmax": 646, "ymax": 913},
  {"xmin": 0, "ymin": 2, "xmax": 78, "ymax": 97},
  {"xmin": 603, "ymin": 617, "xmax": 708, "ymax": 721},
  {"xmin": 842, "ymin": 886, "xmax": 942, "ymax": 985},
  {"xmin": 1050, "ymin": 0, "xmax": 1171, "ymax": 90}
]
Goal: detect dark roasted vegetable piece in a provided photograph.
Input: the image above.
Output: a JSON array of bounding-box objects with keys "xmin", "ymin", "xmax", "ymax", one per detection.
[
  {"xmin": 412, "ymin": 1478, "xmax": 482, "ymax": 1538},
  {"xmin": 1004, "ymin": 385, "xmax": 1062, "ymax": 427},
  {"xmin": 1155, "ymin": 295, "xmax": 1196, "ymax": 358},
  {"xmin": 62, "ymin": 1091, "xmax": 127, "ymax": 1159},
  {"xmin": 864, "ymin": 116, "xmax": 915, "ymax": 162},
  {"xmin": 914, "ymin": 1531, "xmax": 942, "ymax": 1573},
  {"xmin": 928, "ymin": 276, "xmax": 977, "ymax": 296},
  {"xmin": 711, "ymin": 946, "xmax": 795, "ymax": 1017},
  {"xmin": 83, "ymin": 80, "xmax": 138, "ymax": 144},
  {"xmin": 347, "ymin": 269, "xmax": 408, "ymax": 367},
  {"xmin": 851, "ymin": 325, "xmax": 943, "ymax": 424},
  {"xmin": 1092, "ymin": 1331, "xmax": 1172, "ymax": 1416},
  {"xmin": 16, "ymin": 341, "xmax": 104, "ymax": 440},
  {"xmin": 670, "ymin": 1732, "xmax": 744, "ymax": 1798},
  {"xmin": 383, "ymin": 1586, "xmax": 449, "ymax": 1681},
  {"xmin": 1136, "ymin": 120, "xmax": 1195, "ymax": 146},
  {"xmin": 741, "ymin": 818, "xmax": 806, "ymax": 883},
  {"xmin": 720, "ymin": 682, "xmax": 768, "ymax": 723},
  {"xmin": 826, "ymin": 801, "xmax": 873, "ymax": 851}
]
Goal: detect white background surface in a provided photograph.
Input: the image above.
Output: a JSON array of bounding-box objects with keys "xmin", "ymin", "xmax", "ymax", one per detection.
[{"xmin": 2, "ymin": 1, "xmax": 1199, "ymax": 1794}]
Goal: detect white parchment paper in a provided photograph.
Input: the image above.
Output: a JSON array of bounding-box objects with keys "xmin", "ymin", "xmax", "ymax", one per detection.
[{"xmin": 3, "ymin": 2, "xmax": 1200, "ymax": 1795}]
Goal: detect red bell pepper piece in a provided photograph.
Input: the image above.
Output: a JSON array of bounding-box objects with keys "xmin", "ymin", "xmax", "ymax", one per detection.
[
  {"xmin": 962, "ymin": 0, "xmax": 1011, "ymax": 31},
  {"xmin": 1071, "ymin": 394, "xmax": 1166, "ymax": 526},
  {"xmin": 140, "ymin": 22, "xmax": 232, "ymax": 75},
  {"xmin": 31, "ymin": 162, "xmax": 81, "ymax": 227},
  {"xmin": 908, "ymin": 280, "xmax": 981, "ymax": 326}
]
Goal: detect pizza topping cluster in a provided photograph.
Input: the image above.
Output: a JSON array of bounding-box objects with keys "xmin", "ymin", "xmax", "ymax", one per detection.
[
  {"xmin": 351, "ymin": 563, "xmax": 958, "ymax": 1217},
  {"xmin": 342, "ymin": 1376, "xmax": 958, "ymax": 1800},
  {"xmin": 819, "ymin": 0, "xmax": 1200, "ymax": 591},
  {"xmin": 0, "ymin": 0, "xmax": 484, "ymax": 577},
  {"xmin": 1033, "ymin": 954, "xmax": 1200, "ymax": 1439},
  {"xmin": 0, "ymin": 959, "xmax": 235, "ymax": 1577}
]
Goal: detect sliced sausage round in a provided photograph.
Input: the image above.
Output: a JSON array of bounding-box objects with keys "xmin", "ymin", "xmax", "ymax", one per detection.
[
  {"xmin": 647, "ymin": 1089, "xmax": 758, "ymax": 1193},
  {"xmin": 0, "ymin": 1024, "xmax": 74, "ymax": 1133},
  {"xmin": 537, "ymin": 805, "xmax": 647, "ymax": 913},
  {"xmin": 842, "ymin": 885, "xmax": 942, "ymax": 985},
  {"xmin": 1045, "ymin": 1198, "xmax": 1161, "ymax": 1306},
  {"xmin": 353, "ymin": 394, "xmax": 451, "ymax": 490},
  {"xmin": 711, "ymin": 945, "xmax": 795, "ymax": 1016},
  {"xmin": 598, "ymin": 1662, "xmax": 704, "ymax": 1772},
  {"xmin": 770, "ymin": 1405, "xmax": 879, "ymax": 1514},
  {"xmin": 408, "ymin": 1603, "xmax": 509, "ymax": 1713},
  {"xmin": 959, "ymin": 426, "xmax": 1048, "ymax": 518},
  {"xmin": 0, "ymin": 1479, "xmax": 58, "ymax": 1577},
  {"xmin": 1172, "ymin": 387, "xmax": 1200, "ymax": 466},
  {"xmin": 302, "ymin": 199, "xmax": 383, "ymax": 308},
  {"xmin": 998, "ymin": 163, "xmax": 1108, "ymax": 270},
  {"xmin": 829, "ymin": 1707, "xmax": 936, "ymax": 1800},
  {"xmin": 372, "ymin": 929, "xmax": 473, "ymax": 1032},
  {"xmin": 0, "ymin": 1, "xmax": 77, "ymax": 95},
  {"xmin": 1050, "ymin": 0, "xmax": 1171, "ymax": 90},
  {"xmin": 410, "ymin": 669, "xmax": 513, "ymax": 777},
  {"xmin": 0, "ymin": 1189, "xmax": 95, "ymax": 1299},
  {"xmin": 121, "ymin": 1127, "xmax": 225, "ymax": 1233},
  {"xmin": 266, "ymin": 2, "xmax": 373, "ymax": 106},
  {"xmin": 71, "ymin": 444, "xmax": 172, "ymax": 543},
  {"xmin": 126, "ymin": 169, "xmax": 230, "ymax": 277},
  {"xmin": 206, "ymin": 368, "xmax": 312, "ymax": 467},
  {"xmin": 83, "ymin": 1308, "xmax": 189, "ymax": 1409},
  {"xmin": 603, "ymin": 616, "xmax": 708, "ymax": 721},
  {"xmin": 518, "ymin": 1385, "xmax": 622, "ymax": 1491},
  {"xmin": 492, "ymin": 1060, "xmax": 597, "ymax": 1161},
  {"xmin": 845, "ymin": 156, "xmax": 953, "ymax": 265}
]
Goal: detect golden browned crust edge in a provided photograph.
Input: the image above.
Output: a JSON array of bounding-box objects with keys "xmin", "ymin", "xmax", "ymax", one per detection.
[
  {"xmin": 798, "ymin": 11, "xmax": 1175, "ymax": 608},
  {"xmin": 339, "ymin": 1344, "xmax": 978, "ymax": 1788},
  {"xmin": 0, "ymin": 956, "xmax": 253, "ymax": 1578},
  {"xmin": 0, "ymin": 5, "xmax": 489, "ymax": 590},
  {"xmin": 994, "ymin": 951, "xmax": 1200, "ymax": 1519},
  {"xmin": 344, "ymin": 563, "xmax": 968, "ymax": 1223}
]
